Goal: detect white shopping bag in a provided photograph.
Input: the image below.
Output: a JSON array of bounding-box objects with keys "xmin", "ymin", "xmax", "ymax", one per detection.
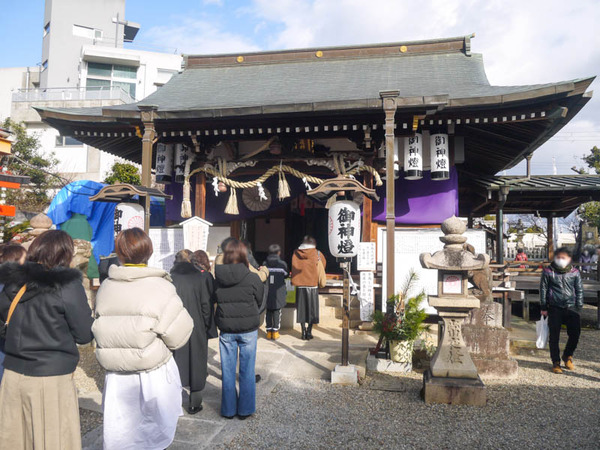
[{"xmin": 536, "ymin": 316, "xmax": 549, "ymax": 349}]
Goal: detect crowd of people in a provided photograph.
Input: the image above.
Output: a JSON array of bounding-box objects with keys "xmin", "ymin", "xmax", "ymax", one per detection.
[
  {"xmin": 0, "ymin": 226, "xmax": 585, "ymax": 449},
  {"xmin": 0, "ymin": 228, "xmax": 326, "ymax": 449}
]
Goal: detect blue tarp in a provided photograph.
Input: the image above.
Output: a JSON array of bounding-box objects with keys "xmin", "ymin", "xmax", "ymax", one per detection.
[{"xmin": 47, "ymin": 180, "xmax": 166, "ymax": 263}]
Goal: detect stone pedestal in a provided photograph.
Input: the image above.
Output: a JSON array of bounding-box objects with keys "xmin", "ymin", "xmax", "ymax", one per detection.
[
  {"xmin": 331, "ymin": 364, "xmax": 358, "ymax": 385},
  {"xmin": 423, "ymin": 370, "xmax": 486, "ymax": 406},
  {"xmin": 462, "ymin": 302, "xmax": 518, "ymax": 379},
  {"xmin": 419, "ymin": 216, "xmax": 490, "ymax": 406}
]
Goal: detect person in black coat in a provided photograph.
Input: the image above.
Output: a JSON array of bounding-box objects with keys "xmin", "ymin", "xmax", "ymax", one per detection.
[
  {"xmin": 263, "ymin": 244, "xmax": 288, "ymax": 340},
  {"xmin": 214, "ymin": 239, "xmax": 264, "ymax": 419},
  {"xmin": 170, "ymin": 249, "xmax": 216, "ymax": 414},
  {"xmin": 0, "ymin": 230, "xmax": 93, "ymax": 448}
]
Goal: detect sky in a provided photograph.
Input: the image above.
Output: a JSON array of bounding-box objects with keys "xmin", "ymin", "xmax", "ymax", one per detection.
[{"xmin": 1, "ymin": 0, "xmax": 599, "ymax": 175}]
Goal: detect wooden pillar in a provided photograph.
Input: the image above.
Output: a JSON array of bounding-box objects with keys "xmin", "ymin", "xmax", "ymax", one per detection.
[
  {"xmin": 362, "ymin": 171, "xmax": 373, "ymax": 242},
  {"xmin": 547, "ymin": 214, "xmax": 554, "ymax": 261},
  {"xmin": 138, "ymin": 105, "xmax": 157, "ymax": 233},
  {"xmin": 381, "ymin": 91, "xmax": 399, "ymax": 300},
  {"xmin": 230, "ymin": 220, "xmax": 241, "ymax": 239},
  {"xmin": 496, "ymin": 207, "xmax": 504, "ymax": 264},
  {"xmin": 195, "ymin": 172, "xmax": 206, "ymax": 219}
]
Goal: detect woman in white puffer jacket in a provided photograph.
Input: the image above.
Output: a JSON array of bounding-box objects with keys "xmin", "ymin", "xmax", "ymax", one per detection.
[{"xmin": 93, "ymin": 228, "xmax": 193, "ymax": 450}]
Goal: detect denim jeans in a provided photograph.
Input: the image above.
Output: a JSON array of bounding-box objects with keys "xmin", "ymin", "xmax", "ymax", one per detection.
[{"xmin": 219, "ymin": 330, "xmax": 257, "ymax": 417}]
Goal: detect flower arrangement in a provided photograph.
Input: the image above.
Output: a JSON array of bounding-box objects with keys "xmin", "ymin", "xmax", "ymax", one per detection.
[{"xmin": 372, "ymin": 271, "xmax": 428, "ymax": 343}]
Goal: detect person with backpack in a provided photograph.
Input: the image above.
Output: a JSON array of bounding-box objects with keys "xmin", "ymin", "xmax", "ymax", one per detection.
[
  {"xmin": 540, "ymin": 247, "xmax": 584, "ymax": 374},
  {"xmin": 263, "ymin": 244, "xmax": 288, "ymax": 340}
]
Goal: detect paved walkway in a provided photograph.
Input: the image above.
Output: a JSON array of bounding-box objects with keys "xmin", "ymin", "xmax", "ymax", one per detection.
[{"xmin": 80, "ymin": 327, "xmax": 377, "ymax": 449}]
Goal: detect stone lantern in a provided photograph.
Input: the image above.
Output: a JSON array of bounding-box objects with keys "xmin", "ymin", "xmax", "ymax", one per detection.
[{"xmin": 420, "ymin": 216, "xmax": 489, "ymax": 406}]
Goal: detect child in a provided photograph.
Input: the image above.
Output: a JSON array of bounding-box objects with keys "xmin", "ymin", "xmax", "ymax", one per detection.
[{"xmin": 263, "ymin": 244, "xmax": 288, "ymax": 340}]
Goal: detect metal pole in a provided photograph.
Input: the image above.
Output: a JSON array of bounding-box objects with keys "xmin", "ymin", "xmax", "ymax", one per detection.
[
  {"xmin": 380, "ymin": 91, "xmax": 399, "ymax": 300},
  {"xmin": 138, "ymin": 105, "xmax": 157, "ymax": 233},
  {"xmin": 341, "ymin": 260, "xmax": 350, "ymax": 366}
]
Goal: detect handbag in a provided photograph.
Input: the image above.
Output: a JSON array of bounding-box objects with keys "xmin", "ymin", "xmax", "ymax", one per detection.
[
  {"xmin": 317, "ymin": 252, "xmax": 327, "ymax": 289},
  {"xmin": 0, "ymin": 285, "xmax": 27, "ymax": 339}
]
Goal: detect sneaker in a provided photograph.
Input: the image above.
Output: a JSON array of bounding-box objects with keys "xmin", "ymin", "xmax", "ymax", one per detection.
[
  {"xmin": 272, "ymin": 331, "xmax": 280, "ymax": 340},
  {"xmin": 563, "ymin": 356, "xmax": 575, "ymax": 370},
  {"xmin": 552, "ymin": 362, "xmax": 563, "ymax": 374},
  {"xmin": 266, "ymin": 331, "xmax": 272, "ymax": 340}
]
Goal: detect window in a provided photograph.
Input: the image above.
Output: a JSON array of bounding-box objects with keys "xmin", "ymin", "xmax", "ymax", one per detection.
[
  {"xmin": 73, "ymin": 24, "xmax": 102, "ymax": 40},
  {"xmin": 55, "ymin": 136, "xmax": 83, "ymax": 147},
  {"xmin": 41, "ymin": 60, "xmax": 48, "ymax": 71},
  {"xmin": 86, "ymin": 62, "xmax": 138, "ymax": 99},
  {"xmin": 88, "ymin": 62, "xmax": 112, "ymax": 77},
  {"xmin": 43, "ymin": 22, "xmax": 50, "ymax": 37}
]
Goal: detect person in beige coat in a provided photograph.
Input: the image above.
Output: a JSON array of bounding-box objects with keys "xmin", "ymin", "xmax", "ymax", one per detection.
[{"xmin": 93, "ymin": 228, "xmax": 193, "ymax": 450}]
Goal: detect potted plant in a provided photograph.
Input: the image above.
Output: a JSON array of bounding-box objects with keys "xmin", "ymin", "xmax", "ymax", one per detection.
[{"xmin": 372, "ymin": 272, "xmax": 428, "ymax": 365}]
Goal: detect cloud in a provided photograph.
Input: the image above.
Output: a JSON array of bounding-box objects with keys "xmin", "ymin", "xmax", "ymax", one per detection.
[
  {"xmin": 144, "ymin": 16, "xmax": 259, "ymax": 55},
  {"xmin": 247, "ymin": 0, "xmax": 599, "ymax": 174},
  {"xmin": 141, "ymin": 0, "xmax": 599, "ymax": 174}
]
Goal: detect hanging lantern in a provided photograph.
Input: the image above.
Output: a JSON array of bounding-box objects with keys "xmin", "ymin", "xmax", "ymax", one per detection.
[
  {"xmin": 404, "ymin": 133, "xmax": 423, "ymax": 180},
  {"xmin": 114, "ymin": 203, "xmax": 144, "ymax": 236},
  {"xmin": 328, "ymin": 199, "xmax": 361, "ymax": 258},
  {"xmin": 174, "ymin": 143, "xmax": 192, "ymax": 183},
  {"xmin": 430, "ymin": 133, "xmax": 450, "ymax": 180},
  {"xmin": 155, "ymin": 143, "xmax": 173, "ymax": 184}
]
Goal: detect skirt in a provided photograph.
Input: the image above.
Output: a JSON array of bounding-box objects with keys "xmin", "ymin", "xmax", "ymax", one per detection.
[
  {"xmin": 0, "ymin": 369, "xmax": 81, "ymax": 450},
  {"xmin": 296, "ymin": 287, "xmax": 320, "ymax": 324},
  {"xmin": 103, "ymin": 356, "xmax": 183, "ymax": 450}
]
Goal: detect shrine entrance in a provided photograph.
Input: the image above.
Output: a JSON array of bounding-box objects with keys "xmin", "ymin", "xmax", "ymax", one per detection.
[{"xmin": 238, "ymin": 195, "xmax": 333, "ymax": 271}]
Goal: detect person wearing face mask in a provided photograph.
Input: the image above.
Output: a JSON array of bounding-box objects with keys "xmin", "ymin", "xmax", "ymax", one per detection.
[
  {"xmin": 540, "ymin": 247, "xmax": 584, "ymax": 374},
  {"xmin": 580, "ymin": 248, "xmax": 593, "ymax": 273}
]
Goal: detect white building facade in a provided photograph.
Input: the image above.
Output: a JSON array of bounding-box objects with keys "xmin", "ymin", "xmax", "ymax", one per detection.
[{"xmin": 3, "ymin": 0, "xmax": 182, "ymax": 182}]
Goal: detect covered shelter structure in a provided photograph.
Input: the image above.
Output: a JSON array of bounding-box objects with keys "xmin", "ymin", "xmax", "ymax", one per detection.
[{"xmin": 35, "ymin": 34, "xmax": 596, "ymax": 305}]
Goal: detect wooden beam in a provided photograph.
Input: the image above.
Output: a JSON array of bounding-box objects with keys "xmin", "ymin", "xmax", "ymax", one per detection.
[{"xmin": 195, "ymin": 172, "xmax": 206, "ymax": 219}]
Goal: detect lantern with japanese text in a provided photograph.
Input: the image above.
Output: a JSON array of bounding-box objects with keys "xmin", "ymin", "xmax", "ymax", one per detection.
[
  {"xmin": 404, "ymin": 133, "xmax": 423, "ymax": 180},
  {"xmin": 430, "ymin": 133, "xmax": 450, "ymax": 180},
  {"xmin": 328, "ymin": 199, "xmax": 361, "ymax": 258},
  {"xmin": 174, "ymin": 143, "xmax": 192, "ymax": 183},
  {"xmin": 155, "ymin": 143, "xmax": 173, "ymax": 184},
  {"xmin": 114, "ymin": 203, "xmax": 144, "ymax": 236}
]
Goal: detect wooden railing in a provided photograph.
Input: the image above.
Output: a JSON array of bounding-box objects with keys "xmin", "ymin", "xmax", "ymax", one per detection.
[{"xmin": 505, "ymin": 261, "xmax": 600, "ymax": 281}]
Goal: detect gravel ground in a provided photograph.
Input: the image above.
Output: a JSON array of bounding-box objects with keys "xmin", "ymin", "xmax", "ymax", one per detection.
[
  {"xmin": 80, "ymin": 409, "xmax": 103, "ymax": 436},
  {"xmin": 220, "ymin": 329, "xmax": 600, "ymax": 450}
]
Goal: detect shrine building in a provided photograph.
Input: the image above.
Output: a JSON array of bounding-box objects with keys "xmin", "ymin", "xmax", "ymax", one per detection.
[{"xmin": 35, "ymin": 34, "xmax": 598, "ymax": 305}]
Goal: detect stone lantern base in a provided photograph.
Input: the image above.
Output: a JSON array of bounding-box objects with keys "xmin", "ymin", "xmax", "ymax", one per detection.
[{"xmin": 422, "ymin": 370, "xmax": 486, "ymax": 406}]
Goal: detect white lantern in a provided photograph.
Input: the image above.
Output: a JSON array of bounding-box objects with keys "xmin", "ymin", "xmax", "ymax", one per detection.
[
  {"xmin": 174, "ymin": 143, "xmax": 192, "ymax": 183},
  {"xmin": 404, "ymin": 133, "xmax": 423, "ymax": 180},
  {"xmin": 430, "ymin": 133, "xmax": 450, "ymax": 180},
  {"xmin": 114, "ymin": 203, "xmax": 144, "ymax": 236},
  {"xmin": 155, "ymin": 143, "xmax": 174, "ymax": 184},
  {"xmin": 328, "ymin": 200, "xmax": 361, "ymax": 258}
]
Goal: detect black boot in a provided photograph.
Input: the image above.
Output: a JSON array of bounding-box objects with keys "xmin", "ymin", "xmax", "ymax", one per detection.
[
  {"xmin": 307, "ymin": 324, "xmax": 314, "ymax": 340},
  {"xmin": 301, "ymin": 324, "xmax": 307, "ymax": 340}
]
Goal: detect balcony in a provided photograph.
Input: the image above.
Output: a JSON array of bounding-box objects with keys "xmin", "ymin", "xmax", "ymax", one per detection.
[{"xmin": 12, "ymin": 86, "xmax": 133, "ymax": 103}]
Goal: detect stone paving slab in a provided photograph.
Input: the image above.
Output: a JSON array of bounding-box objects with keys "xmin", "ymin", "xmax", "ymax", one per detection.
[{"xmin": 81, "ymin": 326, "xmax": 377, "ymax": 449}]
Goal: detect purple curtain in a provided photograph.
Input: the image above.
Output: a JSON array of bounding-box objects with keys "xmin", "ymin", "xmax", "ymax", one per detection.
[{"xmin": 372, "ymin": 167, "xmax": 458, "ymax": 225}]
